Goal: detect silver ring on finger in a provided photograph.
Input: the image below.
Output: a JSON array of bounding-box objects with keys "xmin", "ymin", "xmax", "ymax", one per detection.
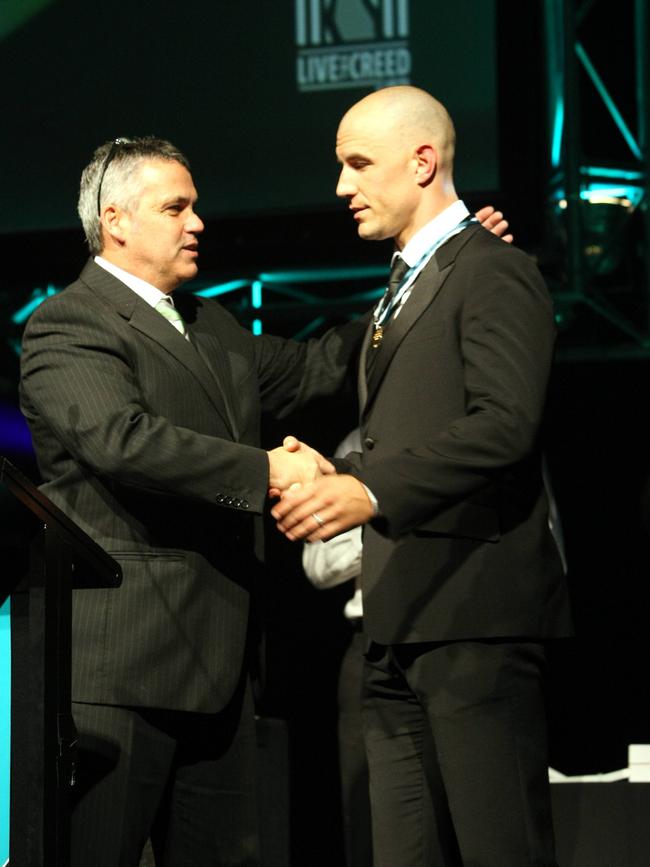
[{"xmin": 312, "ymin": 512, "xmax": 325, "ymax": 528}]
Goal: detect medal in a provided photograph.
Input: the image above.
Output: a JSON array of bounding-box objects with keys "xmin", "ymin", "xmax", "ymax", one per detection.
[{"xmin": 370, "ymin": 213, "xmax": 477, "ymax": 351}]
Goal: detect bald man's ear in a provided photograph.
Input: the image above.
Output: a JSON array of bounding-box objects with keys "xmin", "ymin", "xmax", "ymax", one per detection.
[{"xmin": 413, "ymin": 144, "xmax": 437, "ymax": 186}]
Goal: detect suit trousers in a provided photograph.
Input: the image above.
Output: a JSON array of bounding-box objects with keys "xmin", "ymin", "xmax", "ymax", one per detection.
[
  {"xmin": 338, "ymin": 627, "xmax": 373, "ymax": 867},
  {"xmin": 362, "ymin": 639, "xmax": 558, "ymax": 867},
  {"xmin": 70, "ymin": 675, "xmax": 260, "ymax": 867}
]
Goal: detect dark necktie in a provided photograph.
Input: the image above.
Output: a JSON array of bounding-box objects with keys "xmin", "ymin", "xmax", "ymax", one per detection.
[
  {"xmin": 366, "ymin": 254, "xmax": 410, "ymax": 375},
  {"xmin": 386, "ymin": 254, "xmax": 409, "ymax": 308}
]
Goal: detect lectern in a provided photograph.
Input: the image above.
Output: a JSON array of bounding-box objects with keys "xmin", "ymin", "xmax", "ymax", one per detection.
[{"xmin": 0, "ymin": 456, "xmax": 121, "ymax": 867}]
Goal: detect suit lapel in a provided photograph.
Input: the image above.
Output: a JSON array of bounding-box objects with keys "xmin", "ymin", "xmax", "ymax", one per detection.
[
  {"xmin": 362, "ymin": 224, "xmax": 482, "ymax": 418},
  {"xmin": 80, "ymin": 260, "xmax": 238, "ymax": 438},
  {"xmin": 357, "ymin": 318, "xmax": 374, "ymax": 415},
  {"xmin": 189, "ymin": 327, "xmax": 241, "ymax": 441}
]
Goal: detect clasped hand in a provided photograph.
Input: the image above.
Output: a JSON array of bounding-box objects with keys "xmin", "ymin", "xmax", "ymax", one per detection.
[
  {"xmin": 267, "ymin": 436, "xmax": 335, "ymax": 497},
  {"xmin": 268, "ymin": 436, "xmax": 373, "ymax": 542}
]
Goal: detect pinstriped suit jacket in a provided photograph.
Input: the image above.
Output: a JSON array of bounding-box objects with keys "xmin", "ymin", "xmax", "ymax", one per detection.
[{"xmin": 19, "ymin": 259, "xmax": 363, "ymax": 713}]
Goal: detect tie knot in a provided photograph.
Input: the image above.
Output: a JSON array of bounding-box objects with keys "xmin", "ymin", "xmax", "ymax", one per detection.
[
  {"xmin": 155, "ymin": 297, "xmax": 187, "ymax": 336},
  {"xmin": 388, "ymin": 255, "xmax": 409, "ymax": 294}
]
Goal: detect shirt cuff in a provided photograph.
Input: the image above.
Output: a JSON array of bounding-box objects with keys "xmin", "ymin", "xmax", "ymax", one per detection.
[{"xmin": 362, "ymin": 484, "xmax": 379, "ymax": 516}]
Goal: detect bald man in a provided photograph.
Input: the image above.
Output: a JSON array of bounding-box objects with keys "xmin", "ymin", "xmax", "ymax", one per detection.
[{"xmin": 273, "ymin": 87, "xmax": 571, "ymax": 866}]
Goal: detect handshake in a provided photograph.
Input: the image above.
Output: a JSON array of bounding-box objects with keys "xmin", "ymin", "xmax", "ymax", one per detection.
[
  {"xmin": 266, "ymin": 436, "xmax": 374, "ymax": 542},
  {"xmin": 267, "ymin": 435, "xmax": 335, "ymax": 496}
]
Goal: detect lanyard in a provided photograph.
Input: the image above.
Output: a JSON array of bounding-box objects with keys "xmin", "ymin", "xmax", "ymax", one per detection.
[{"xmin": 373, "ymin": 215, "xmax": 478, "ymax": 332}]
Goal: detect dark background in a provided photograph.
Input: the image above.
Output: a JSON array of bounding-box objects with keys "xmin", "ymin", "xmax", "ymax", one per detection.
[
  {"xmin": 0, "ymin": 0, "xmax": 497, "ymax": 234},
  {"xmin": 1, "ymin": 3, "xmax": 649, "ymax": 865}
]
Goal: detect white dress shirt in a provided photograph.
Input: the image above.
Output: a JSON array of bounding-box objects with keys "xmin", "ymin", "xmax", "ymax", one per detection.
[
  {"xmin": 94, "ymin": 256, "xmax": 171, "ymax": 309},
  {"xmin": 390, "ymin": 199, "xmax": 470, "ymax": 319},
  {"xmin": 302, "ymin": 429, "xmax": 364, "ymax": 620}
]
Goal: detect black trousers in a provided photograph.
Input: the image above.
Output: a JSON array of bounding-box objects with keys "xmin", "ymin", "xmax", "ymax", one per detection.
[
  {"xmin": 70, "ymin": 675, "xmax": 260, "ymax": 867},
  {"xmin": 362, "ymin": 639, "xmax": 558, "ymax": 867},
  {"xmin": 338, "ymin": 627, "xmax": 373, "ymax": 867}
]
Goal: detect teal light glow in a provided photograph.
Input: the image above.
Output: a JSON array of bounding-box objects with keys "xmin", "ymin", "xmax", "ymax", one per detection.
[
  {"xmin": 195, "ymin": 279, "xmax": 251, "ymax": 298},
  {"xmin": 582, "ymin": 166, "xmax": 643, "ymax": 181},
  {"xmin": 553, "ymin": 186, "xmax": 643, "ymax": 208},
  {"xmin": 551, "ymin": 97, "xmax": 564, "ymax": 169},
  {"xmin": 550, "ymin": 165, "xmax": 645, "ymax": 210},
  {"xmin": 257, "ymin": 284, "xmax": 319, "ymax": 303},
  {"xmin": 258, "ymin": 265, "xmax": 387, "ymax": 284},
  {"xmin": 15, "ymin": 263, "xmax": 393, "ymax": 344},
  {"xmin": 252, "ymin": 281, "xmax": 263, "ymax": 309},
  {"xmin": 580, "ymin": 186, "xmax": 641, "ymax": 205},
  {"xmin": 11, "ymin": 285, "xmax": 58, "ymax": 325}
]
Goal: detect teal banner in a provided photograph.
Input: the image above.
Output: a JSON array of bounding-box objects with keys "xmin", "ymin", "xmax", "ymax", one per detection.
[{"xmin": 0, "ymin": 598, "xmax": 9, "ymax": 866}]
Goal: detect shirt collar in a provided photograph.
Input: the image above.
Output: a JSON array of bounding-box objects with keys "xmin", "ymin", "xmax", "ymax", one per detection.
[
  {"xmin": 397, "ymin": 199, "xmax": 470, "ymax": 268},
  {"xmin": 94, "ymin": 256, "xmax": 170, "ymax": 309}
]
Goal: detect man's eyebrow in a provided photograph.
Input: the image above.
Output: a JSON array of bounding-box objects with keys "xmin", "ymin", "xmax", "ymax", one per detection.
[
  {"xmin": 161, "ymin": 195, "xmax": 193, "ymax": 207},
  {"xmin": 340, "ymin": 151, "xmax": 370, "ymax": 163}
]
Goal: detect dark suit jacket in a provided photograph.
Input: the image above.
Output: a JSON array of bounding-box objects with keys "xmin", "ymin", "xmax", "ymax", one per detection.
[
  {"xmin": 19, "ymin": 259, "xmax": 363, "ymax": 713},
  {"xmin": 346, "ymin": 225, "xmax": 572, "ymax": 645}
]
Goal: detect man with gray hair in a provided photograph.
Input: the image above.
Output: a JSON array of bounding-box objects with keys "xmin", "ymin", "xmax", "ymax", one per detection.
[{"xmin": 19, "ymin": 136, "xmax": 364, "ymax": 866}]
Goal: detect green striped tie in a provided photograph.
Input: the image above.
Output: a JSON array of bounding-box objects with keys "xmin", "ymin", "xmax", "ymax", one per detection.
[{"xmin": 155, "ymin": 297, "xmax": 188, "ymax": 338}]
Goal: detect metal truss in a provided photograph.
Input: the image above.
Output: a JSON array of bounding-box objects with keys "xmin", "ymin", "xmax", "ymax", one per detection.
[
  {"xmin": 192, "ymin": 266, "xmax": 386, "ymax": 338},
  {"xmin": 544, "ymin": 0, "xmax": 650, "ymax": 359},
  {"xmin": 11, "ymin": 2, "xmax": 650, "ymax": 361},
  {"xmin": 6, "ymin": 266, "xmax": 389, "ymax": 356},
  {"xmin": 7, "ymin": 3, "xmax": 650, "ymax": 366}
]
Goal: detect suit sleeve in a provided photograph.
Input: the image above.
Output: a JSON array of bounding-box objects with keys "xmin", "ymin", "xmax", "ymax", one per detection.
[
  {"xmin": 19, "ymin": 294, "xmax": 270, "ymax": 512},
  {"xmin": 358, "ymin": 248, "xmax": 556, "ymax": 538},
  {"xmin": 252, "ymin": 313, "xmax": 368, "ymax": 418}
]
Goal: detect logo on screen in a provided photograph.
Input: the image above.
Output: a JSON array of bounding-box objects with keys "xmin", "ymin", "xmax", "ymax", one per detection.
[{"xmin": 295, "ymin": 0, "xmax": 411, "ymax": 93}]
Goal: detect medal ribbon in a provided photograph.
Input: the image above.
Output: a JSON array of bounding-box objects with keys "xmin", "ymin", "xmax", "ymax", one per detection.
[{"xmin": 372, "ymin": 215, "xmax": 478, "ymax": 335}]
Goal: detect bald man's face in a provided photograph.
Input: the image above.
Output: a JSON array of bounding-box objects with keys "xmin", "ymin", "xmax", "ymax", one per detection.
[{"xmin": 335, "ymin": 105, "xmax": 422, "ymax": 249}]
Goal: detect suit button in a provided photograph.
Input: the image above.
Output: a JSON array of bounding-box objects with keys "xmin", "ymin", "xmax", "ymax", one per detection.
[
  {"xmin": 242, "ymin": 501, "xmax": 250, "ymax": 509},
  {"xmin": 216, "ymin": 494, "xmax": 224, "ymax": 504},
  {"xmin": 233, "ymin": 498, "xmax": 242, "ymax": 508},
  {"xmin": 364, "ymin": 437, "xmax": 375, "ymax": 450},
  {"xmin": 225, "ymin": 496, "xmax": 233, "ymax": 505}
]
